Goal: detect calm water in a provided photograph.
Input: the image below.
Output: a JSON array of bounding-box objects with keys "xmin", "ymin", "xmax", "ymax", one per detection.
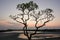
[
  {"xmin": 18, "ymin": 33, "xmax": 60, "ymax": 39},
  {"xmin": 3, "ymin": 31, "xmax": 60, "ymax": 40}
]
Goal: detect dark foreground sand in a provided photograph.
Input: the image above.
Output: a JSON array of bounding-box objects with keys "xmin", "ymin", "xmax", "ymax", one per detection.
[{"xmin": 0, "ymin": 32, "xmax": 60, "ymax": 40}]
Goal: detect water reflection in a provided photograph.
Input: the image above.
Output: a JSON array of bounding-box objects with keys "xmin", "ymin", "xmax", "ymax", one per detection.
[
  {"xmin": 3, "ymin": 31, "xmax": 60, "ymax": 40},
  {"xmin": 18, "ymin": 34, "xmax": 60, "ymax": 39},
  {"xmin": 18, "ymin": 34, "xmax": 28, "ymax": 39}
]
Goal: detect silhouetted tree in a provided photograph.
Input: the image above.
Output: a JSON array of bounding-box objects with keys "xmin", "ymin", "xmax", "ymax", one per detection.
[{"xmin": 9, "ymin": 1, "xmax": 54, "ymax": 40}]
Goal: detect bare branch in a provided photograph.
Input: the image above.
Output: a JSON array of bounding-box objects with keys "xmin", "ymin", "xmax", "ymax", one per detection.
[
  {"xmin": 30, "ymin": 10, "xmax": 37, "ymax": 19},
  {"xmin": 9, "ymin": 15, "xmax": 24, "ymax": 25},
  {"xmin": 37, "ymin": 20, "xmax": 50, "ymax": 28},
  {"xmin": 36, "ymin": 14, "xmax": 54, "ymax": 28},
  {"xmin": 15, "ymin": 20, "xmax": 24, "ymax": 24},
  {"xmin": 9, "ymin": 15, "xmax": 19, "ymax": 20}
]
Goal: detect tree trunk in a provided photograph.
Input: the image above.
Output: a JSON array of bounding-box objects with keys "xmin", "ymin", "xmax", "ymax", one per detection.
[{"xmin": 28, "ymin": 35, "xmax": 32, "ymax": 40}]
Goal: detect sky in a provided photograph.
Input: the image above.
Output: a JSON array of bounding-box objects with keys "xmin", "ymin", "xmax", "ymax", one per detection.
[{"xmin": 0, "ymin": 0, "xmax": 60, "ymax": 30}]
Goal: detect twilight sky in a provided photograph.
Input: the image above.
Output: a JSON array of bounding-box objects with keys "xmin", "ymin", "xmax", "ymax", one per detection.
[{"xmin": 0, "ymin": 0, "xmax": 60, "ymax": 30}]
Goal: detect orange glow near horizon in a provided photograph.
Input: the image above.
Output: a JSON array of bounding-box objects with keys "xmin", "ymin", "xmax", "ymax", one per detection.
[
  {"xmin": 0, "ymin": 20, "xmax": 12, "ymax": 26},
  {"xmin": 0, "ymin": 19, "xmax": 60, "ymax": 28}
]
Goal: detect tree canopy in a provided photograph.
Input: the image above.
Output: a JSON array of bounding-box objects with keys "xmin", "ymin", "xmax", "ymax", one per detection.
[
  {"xmin": 10, "ymin": 1, "xmax": 55, "ymax": 40},
  {"xmin": 17, "ymin": 1, "xmax": 38, "ymax": 11}
]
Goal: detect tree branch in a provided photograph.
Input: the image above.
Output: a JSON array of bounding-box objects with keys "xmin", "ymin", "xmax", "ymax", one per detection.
[
  {"xmin": 25, "ymin": 11, "xmax": 30, "ymax": 22},
  {"xmin": 15, "ymin": 20, "xmax": 24, "ymax": 24},
  {"xmin": 9, "ymin": 15, "xmax": 25, "ymax": 25},
  {"xmin": 37, "ymin": 20, "xmax": 50, "ymax": 28}
]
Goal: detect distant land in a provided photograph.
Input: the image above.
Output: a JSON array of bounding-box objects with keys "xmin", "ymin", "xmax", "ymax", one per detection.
[{"xmin": 0, "ymin": 29, "xmax": 60, "ymax": 32}]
